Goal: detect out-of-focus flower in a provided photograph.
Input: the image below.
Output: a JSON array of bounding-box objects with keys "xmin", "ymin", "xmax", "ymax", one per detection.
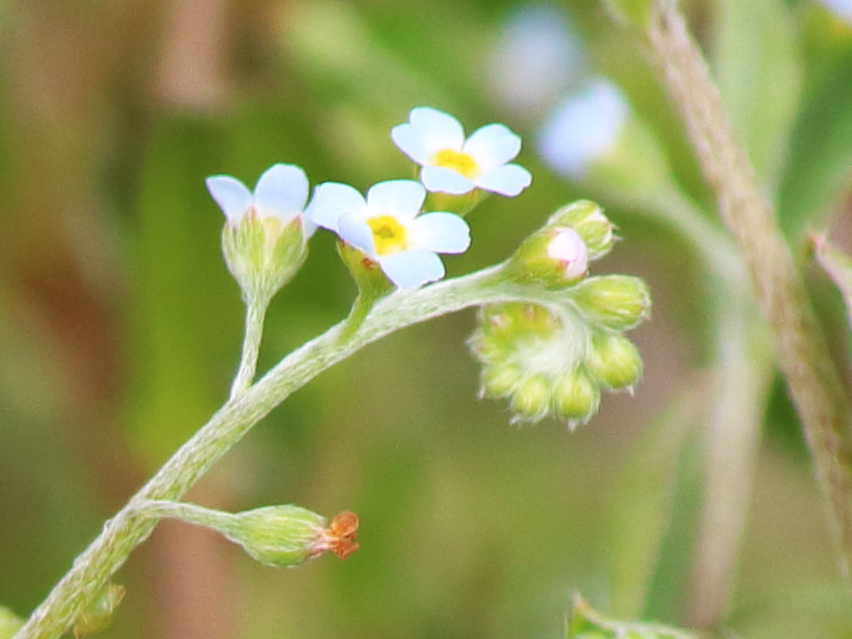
[
  {"xmin": 486, "ymin": 4, "xmax": 587, "ymax": 119},
  {"xmin": 391, "ymin": 107, "xmax": 532, "ymax": 196},
  {"xmin": 537, "ymin": 78, "xmax": 628, "ymax": 180},
  {"xmin": 307, "ymin": 179, "xmax": 470, "ymax": 289},
  {"xmin": 206, "ymin": 164, "xmax": 315, "ymax": 302}
]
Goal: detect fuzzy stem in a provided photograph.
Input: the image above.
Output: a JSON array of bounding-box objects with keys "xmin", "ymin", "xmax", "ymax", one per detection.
[
  {"xmin": 229, "ymin": 297, "xmax": 268, "ymax": 399},
  {"xmin": 14, "ymin": 263, "xmax": 568, "ymax": 639},
  {"xmin": 647, "ymin": 0, "xmax": 852, "ymax": 591}
]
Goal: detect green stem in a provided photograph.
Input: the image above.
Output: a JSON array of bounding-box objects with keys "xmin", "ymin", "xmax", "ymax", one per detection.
[
  {"xmin": 229, "ymin": 297, "xmax": 268, "ymax": 399},
  {"xmin": 647, "ymin": 0, "xmax": 852, "ymax": 587},
  {"xmin": 13, "ymin": 263, "xmax": 564, "ymax": 639}
]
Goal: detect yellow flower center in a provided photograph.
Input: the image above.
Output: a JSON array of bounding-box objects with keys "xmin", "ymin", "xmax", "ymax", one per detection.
[
  {"xmin": 430, "ymin": 149, "xmax": 479, "ymax": 178},
  {"xmin": 367, "ymin": 216, "xmax": 408, "ymax": 256}
]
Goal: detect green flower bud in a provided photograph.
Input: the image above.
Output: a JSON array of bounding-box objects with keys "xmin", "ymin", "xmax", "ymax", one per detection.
[
  {"xmin": 553, "ymin": 369, "xmax": 600, "ymax": 428},
  {"xmin": 73, "ymin": 583, "xmax": 125, "ymax": 638},
  {"xmin": 222, "ymin": 214, "xmax": 310, "ymax": 304},
  {"xmin": 506, "ymin": 227, "xmax": 589, "ymax": 288},
  {"xmin": 141, "ymin": 501, "xmax": 359, "ymax": 568},
  {"xmin": 510, "ymin": 374, "xmax": 553, "ymax": 423},
  {"xmin": 585, "ymin": 331, "xmax": 643, "ymax": 390},
  {"xmin": 570, "ymin": 275, "xmax": 651, "ymax": 330},
  {"xmin": 547, "ymin": 200, "xmax": 617, "ymax": 261},
  {"xmin": 0, "ymin": 607, "xmax": 23, "ymax": 639},
  {"xmin": 480, "ymin": 363, "xmax": 524, "ymax": 398}
]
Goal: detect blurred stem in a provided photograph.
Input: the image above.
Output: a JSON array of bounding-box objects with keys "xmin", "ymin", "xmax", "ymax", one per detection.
[
  {"xmin": 14, "ymin": 263, "xmax": 580, "ymax": 639},
  {"xmin": 229, "ymin": 297, "xmax": 268, "ymax": 399},
  {"xmin": 647, "ymin": 0, "xmax": 852, "ymax": 596}
]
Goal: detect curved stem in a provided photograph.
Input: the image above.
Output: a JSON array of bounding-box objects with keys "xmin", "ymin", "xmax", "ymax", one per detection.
[
  {"xmin": 647, "ymin": 0, "xmax": 852, "ymax": 590},
  {"xmin": 229, "ymin": 297, "xmax": 268, "ymax": 399},
  {"xmin": 14, "ymin": 263, "xmax": 568, "ymax": 639}
]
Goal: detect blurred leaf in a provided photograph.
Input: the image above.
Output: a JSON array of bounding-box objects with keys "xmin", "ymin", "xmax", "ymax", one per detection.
[
  {"xmin": 813, "ymin": 234, "xmax": 852, "ymax": 342},
  {"xmin": 0, "ymin": 606, "xmax": 23, "ymax": 639},
  {"xmin": 608, "ymin": 388, "xmax": 698, "ymax": 619},
  {"xmin": 567, "ymin": 594, "xmax": 698, "ymax": 638},
  {"xmin": 713, "ymin": 0, "xmax": 802, "ymax": 190},
  {"xmin": 777, "ymin": 56, "xmax": 852, "ymax": 237},
  {"xmin": 599, "ymin": 0, "xmax": 651, "ymax": 28}
]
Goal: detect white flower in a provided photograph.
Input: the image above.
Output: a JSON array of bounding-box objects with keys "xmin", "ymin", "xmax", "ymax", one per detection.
[
  {"xmin": 547, "ymin": 227, "xmax": 589, "ymax": 280},
  {"xmin": 205, "ymin": 163, "xmax": 316, "ymax": 235},
  {"xmin": 391, "ymin": 107, "xmax": 532, "ymax": 196},
  {"xmin": 537, "ymin": 78, "xmax": 628, "ymax": 180},
  {"xmin": 307, "ymin": 180, "xmax": 471, "ymax": 289}
]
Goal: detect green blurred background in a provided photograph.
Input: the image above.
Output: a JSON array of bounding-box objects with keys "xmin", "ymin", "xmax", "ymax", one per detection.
[{"xmin": 1, "ymin": 0, "xmax": 852, "ymax": 637}]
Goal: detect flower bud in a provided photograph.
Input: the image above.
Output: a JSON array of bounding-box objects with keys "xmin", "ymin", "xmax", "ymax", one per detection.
[
  {"xmin": 570, "ymin": 275, "xmax": 651, "ymax": 330},
  {"xmin": 0, "ymin": 607, "xmax": 23, "ymax": 639},
  {"xmin": 507, "ymin": 226, "xmax": 589, "ymax": 288},
  {"xmin": 585, "ymin": 330, "xmax": 642, "ymax": 391},
  {"xmin": 547, "ymin": 200, "xmax": 617, "ymax": 260},
  {"xmin": 480, "ymin": 363, "xmax": 524, "ymax": 398},
  {"xmin": 553, "ymin": 368, "xmax": 600, "ymax": 428},
  {"xmin": 509, "ymin": 374, "xmax": 553, "ymax": 423},
  {"xmin": 72, "ymin": 583, "xmax": 125, "ymax": 638}
]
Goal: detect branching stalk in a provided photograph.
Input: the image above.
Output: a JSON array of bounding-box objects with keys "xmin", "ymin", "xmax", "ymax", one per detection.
[
  {"xmin": 229, "ymin": 297, "xmax": 269, "ymax": 399},
  {"xmin": 14, "ymin": 264, "xmax": 573, "ymax": 639}
]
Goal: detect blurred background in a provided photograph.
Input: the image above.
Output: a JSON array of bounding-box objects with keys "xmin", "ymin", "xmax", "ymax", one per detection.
[{"xmin": 1, "ymin": 0, "xmax": 852, "ymax": 638}]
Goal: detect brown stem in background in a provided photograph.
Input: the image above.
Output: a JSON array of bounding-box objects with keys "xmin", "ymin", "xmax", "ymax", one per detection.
[{"xmin": 645, "ymin": 0, "xmax": 852, "ymax": 626}]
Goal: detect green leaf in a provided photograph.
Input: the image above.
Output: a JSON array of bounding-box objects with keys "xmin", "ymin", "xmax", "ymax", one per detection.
[
  {"xmin": 778, "ymin": 57, "xmax": 852, "ymax": 237},
  {"xmin": 607, "ymin": 391, "xmax": 699, "ymax": 618},
  {"xmin": 713, "ymin": 0, "xmax": 802, "ymax": 191},
  {"xmin": 567, "ymin": 594, "xmax": 699, "ymax": 639}
]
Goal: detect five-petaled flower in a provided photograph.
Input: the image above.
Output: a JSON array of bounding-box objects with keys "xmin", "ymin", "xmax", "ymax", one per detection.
[
  {"xmin": 391, "ymin": 107, "xmax": 532, "ymax": 196},
  {"xmin": 307, "ymin": 179, "xmax": 471, "ymax": 289},
  {"xmin": 205, "ymin": 163, "xmax": 316, "ymax": 234}
]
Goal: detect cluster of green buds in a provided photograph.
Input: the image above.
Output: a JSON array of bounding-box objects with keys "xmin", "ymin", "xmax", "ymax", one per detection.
[{"xmin": 471, "ymin": 200, "xmax": 649, "ymax": 428}]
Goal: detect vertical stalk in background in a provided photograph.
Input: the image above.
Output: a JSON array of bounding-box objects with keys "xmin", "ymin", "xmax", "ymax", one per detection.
[{"xmin": 646, "ymin": 0, "xmax": 852, "ymax": 598}]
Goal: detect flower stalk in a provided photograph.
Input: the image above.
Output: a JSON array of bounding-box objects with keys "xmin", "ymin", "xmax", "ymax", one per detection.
[{"xmin": 14, "ymin": 262, "xmax": 601, "ymax": 639}]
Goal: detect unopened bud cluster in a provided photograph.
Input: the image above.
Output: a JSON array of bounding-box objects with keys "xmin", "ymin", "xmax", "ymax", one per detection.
[{"xmin": 472, "ymin": 200, "xmax": 649, "ymax": 429}]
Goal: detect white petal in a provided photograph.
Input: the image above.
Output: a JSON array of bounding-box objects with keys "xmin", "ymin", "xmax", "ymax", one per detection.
[
  {"xmin": 379, "ymin": 250, "xmax": 445, "ymax": 289},
  {"xmin": 463, "ymin": 123, "xmax": 522, "ymax": 171},
  {"xmin": 253, "ymin": 164, "xmax": 309, "ymax": 221},
  {"xmin": 475, "ymin": 164, "xmax": 532, "ymax": 196},
  {"xmin": 338, "ymin": 212, "xmax": 375, "ymax": 255},
  {"xmin": 409, "ymin": 213, "xmax": 471, "ymax": 254},
  {"xmin": 536, "ymin": 77, "xmax": 628, "ymax": 179},
  {"xmin": 205, "ymin": 176, "xmax": 253, "ymax": 223},
  {"xmin": 409, "ymin": 107, "xmax": 465, "ymax": 154},
  {"xmin": 548, "ymin": 228, "xmax": 589, "ymax": 279},
  {"xmin": 305, "ymin": 182, "xmax": 366, "ymax": 232},
  {"xmin": 420, "ymin": 166, "xmax": 476, "ymax": 195},
  {"xmin": 391, "ymin": 123, "xmax": 429, "ymax": 165},
  {"xmin": 365, "ymin": 180, "xmax": 425, "ymax": 222}
]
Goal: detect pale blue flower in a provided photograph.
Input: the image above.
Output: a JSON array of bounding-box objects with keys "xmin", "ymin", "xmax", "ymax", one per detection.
[
  {"xmin": 816, "ymin": 0, "xmax": 852, "ymax": 23},
  {"xmin": 391, "ymin": 107, "xmax": 532, "ymax": 196},
  {"xmin": 537, "ymin": 78, "xmax": 628, "ymax": 180},
  {"xmin": 307, "ymin": 179, "xmax": 471, "ymax": 289},
  {"xmin": 206, "ymin": 163, "xmax": 316, "ymax": 236}
]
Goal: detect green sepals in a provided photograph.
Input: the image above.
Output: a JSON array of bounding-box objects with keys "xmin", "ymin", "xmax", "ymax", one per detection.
[
  {"xmin": 72, "ymin": 583, "xmax": 125, "ymax": 638},
  {"xmin": 337, "ymin": 241, "xmax": 394, "ymax": 341},
  {"xmin": 567, "ymin": 594, "xmax": 698, "ymax": 639},
  {"xmin": 218, "ymin": 505, "xmax": 327, "ymax": 567},
  {"xmin": 424, "ymin": 189, "xmax": 486, "ymax": 218},
  {"xmin": 510, "ymin": 374, "xmax": 553, "ymax": 423},
  {"xmin": 585, "ymin": 330, "xmax": 643, "ymax": 391},
  {"xmin": 0, "ymin": 606, "xmax": 24, "ymax": 639},
  {"xmin": 547, "ymin": 200, "xmax": 618, "ymax": 261},
  {"xmin": 222, "ymin": 213, "xmax": 310, "ymax": 304},
  {"xmin": 553, "ymin": 369, "xmax": 601, "ymax": 429},
  {"xmin": 570, "ymin": 275, "xmax": 651, "ymax": 330}
]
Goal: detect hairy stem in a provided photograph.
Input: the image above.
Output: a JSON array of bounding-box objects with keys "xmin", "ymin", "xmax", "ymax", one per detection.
[
  {"xmin": 647, "ymin": 0, "xmax": 852, "ymax": 595},
  {"xmin": 229, "ymin": 297, "xmax": 268, "ymax": 399},
  {"xmin": 14, "ymin": 263, "xmax": 566, "ymax": 639}
]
